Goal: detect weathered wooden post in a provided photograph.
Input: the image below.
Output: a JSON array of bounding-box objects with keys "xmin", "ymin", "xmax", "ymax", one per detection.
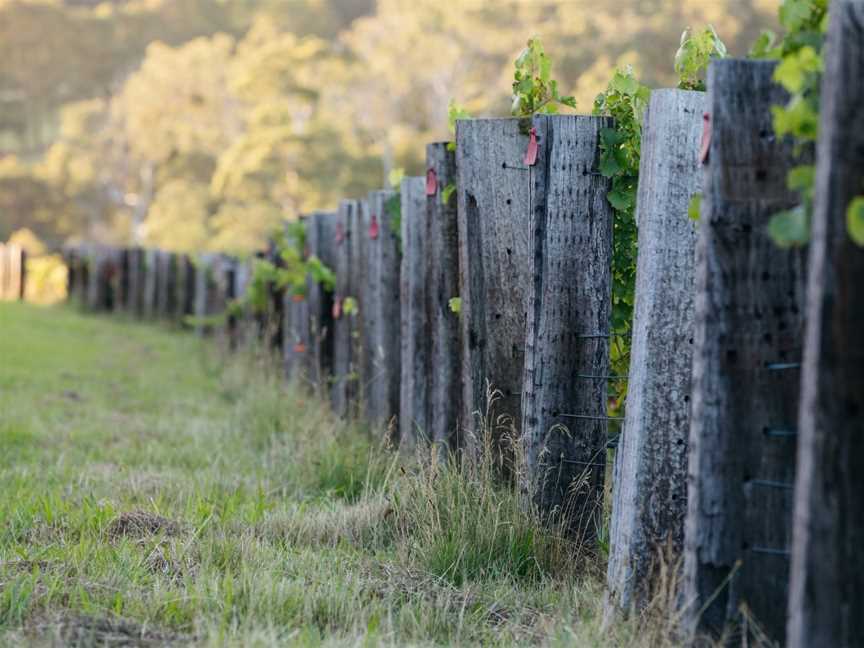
[
  {"xmin": 125, "ymin": 248, "xmax": 144, "ymax": 316},
  {"xmin": 425, "ymin": 143, "xmax": 463, "ymax": 451},
  {"xmin": 331, "ymin": 200, "xmax": 358, "ymax": 417},
  {"xmin": 359, "ymin": 198, "xmax": 376, "ymax": 418},
  {"xmin": 115, "ymin": 249, "xmax": 130, "ymax": 313},
  {"xmin": 682, "ymin": 60, "xmax": 806, "ymax": 644},
  {"xmin": 605, "ymin": 90, "xmax": 704, "ymax": 615},
  {"xmin": 456, "ymin": 118, "xmax": 535, "ymax": 457},
  {"xmin": 155, "ymin": 251, "xmax": 175, "ymax": 320},
  {"xmin": 306, "ymin": 211, "xmax": 337, "ymax": 389},
  {"xmin": 16, "ymin": 246, "xmax": 26, "ymax": 301},
  {"xmin": 399, "ymin": 176, "xmax": 428, "ymax": 448},
  {"xmin": 788, "ymin": 3, "xmax": 864, "ymax": 646},
  {"xmin": 519, "ymin": 114, "xmax": 613, "ymax": 538},
  {"xmin": 142, "ymin": 249, "xmax": 158, "ymax": 319},
  {"xmin": 350, "ymin": 199, "xmax": 368, "ymax": 410},
  {"xmin": 365, "ymin": 189, "xmax": 401, "ymax": 436},
  {"xmin": 283, "ymin": 218, "xmax": 309, "ymax": 379}
]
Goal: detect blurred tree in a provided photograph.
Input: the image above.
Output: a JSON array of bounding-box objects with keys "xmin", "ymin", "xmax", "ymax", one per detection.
[{"xmin": 0, "ymin": 0, "xmax": 778, "ymax": 252}]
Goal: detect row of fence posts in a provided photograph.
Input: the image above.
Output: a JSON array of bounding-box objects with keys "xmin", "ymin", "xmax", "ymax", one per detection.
[
  {"xmin": 64, "ymin": 14, "xmax": 863, "ymax": 646},
  {"xmin": 0, "ymin": 243, "xmax": 26, "ymax": 301}
]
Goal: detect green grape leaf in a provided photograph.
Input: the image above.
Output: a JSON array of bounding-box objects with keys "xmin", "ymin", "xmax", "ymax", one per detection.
[
  {"xmin": 688, "ymin": 192, "xmax": 702, "ymax": 221},
  {"xmin": 768, "ymin": 205, "xmax": 810, "ymax": 247},
  {"xmin": 441, "ymin": 183, "xmax": 457, "ymax": 205},
  {"xmin": 846, "ymin": 196, "xmax": 864, "ymax": 246},
  {"xmin": 749, "ymin": 29, "xmax": 780, "ymax": 59}
]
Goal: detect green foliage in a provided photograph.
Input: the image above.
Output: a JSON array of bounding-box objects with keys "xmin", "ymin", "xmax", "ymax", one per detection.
[
  {"xmin": 593, "ymin": 66, "xmax": 650, "ymax": 338},
  {"xmin": 441, "ymin": 182, "xmax": 457, "ymax": 206},
  {"xmin": 761, "ymin": 0, "xmax": 828, "ymax": 247},
  {"xmin": 446, "ymin": 101, "xmax": 472, "ymax": 152},
  {"xmin": 847, "ymin": 197, "xmax": 864, "ymax": 246},
  {"xmin": 385, "ymin": 193, "xmax": 402, "ymax": 247},
  {"xmin": 688, "ymin": 192, "xmax": 702, "ymax": 221},
  {"xmin": 510, "ymin": 37, "xmax": 576, "ymax": 117},
  {"xmin": 768, "ymin": 205, "xmax": 809, "ymax": 247},
  {"xmin": 674, "ymin": 25, "xmax": 728, "ymax": 90},
  {"xmin": 342, "ymin": 296, "xmax": 359, "ymax": 316},
  {"xmin": 593, "ymin": 66, "xmax": 651, "ymax": 403},
  {"xmin": 306, "ymin": 254, "xmax": 336, "ymax": 293},
  {"xmin": 448, "ymin": 297, "xmax": 461, "ymax": 314}
]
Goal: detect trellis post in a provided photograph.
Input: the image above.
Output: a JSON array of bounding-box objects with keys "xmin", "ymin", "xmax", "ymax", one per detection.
[
  {"xmin": 519, "ymin": 113, "xmax": 613, "ymax": 539},
  {"xmin": 682, "ymin": 59, "xmax": 806, "ymax": 644},
  {"xmin": 605, "ymin": 89, "xmax": 704, "ymax": 615},
  {"xmin": 399, "ymin": 176, "xmax": 428, "ymax": 448},
  {"xmin": 425, "ymin": 143, "xmax": 462, "ymax": 452},
  {"xmin": 787, "ymin": 3, "xmax": 864, "ymax": 646}
]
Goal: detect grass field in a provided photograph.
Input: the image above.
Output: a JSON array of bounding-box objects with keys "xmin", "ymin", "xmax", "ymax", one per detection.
[{"xmin": 0, "ymin": 302, "xmax": 679, "ymax": 647}]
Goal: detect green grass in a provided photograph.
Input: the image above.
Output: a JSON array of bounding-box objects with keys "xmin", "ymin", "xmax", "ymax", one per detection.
[{"xmin": 0, "ymin": 302, "xmax": 680, "ymax": 646}]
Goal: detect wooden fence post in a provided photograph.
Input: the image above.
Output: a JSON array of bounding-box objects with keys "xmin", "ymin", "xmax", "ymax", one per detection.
[
  {"xmin": 399, "ymin": 176, "xmax": 428, "ymax": 448},
  {"xmin": 359, "ymin": 198, "xmax": 376, "ymax": 418},
  {"xmin": 306, "ymin": 211, "xmax": 337, "ymax": 389},
  {"xmin": 142, "ymin": 249, "xmax": 158, "ymax": 319},
  {"xmin": 365, "ymin": 189, "xmax": 401, "ymax": 436},
  {"xmin": 332, "ymin": 199, "xmax": 358, "ymax": 417},
  {"xmin": 683, "ymin": 59, "xmax": 806, "ymax": 644},
  {"xmin": 788, "ymin": 3, "xmax": 864, "ymax": 646},
  {"xmin": 456, "ymin": 118, "xmax": 534, "ymax": 458},
  {"xmin": 605, "ymin": 89, "xmax": 704, "ymax": 614},
  {"xmin": 425, "ymin": 143, "xmax": 462, "ymax": 452},
  {"xmin": 519, "ymin": 114, "xmax": 613, "ymax": 539},
  {"xmin": 351, "ymin": 199, "xmax": 368, "ymax": 412},
  {"xmin": 155, "ymin": 251, "xmax": 172, "ymax": 319},
  {"xmin": 283, "ymin": 219, "xmax": 305, "ymax": 378},
  {"xmin": 126, "ymin": 248, "xmax": 143, "ymax": 316}
]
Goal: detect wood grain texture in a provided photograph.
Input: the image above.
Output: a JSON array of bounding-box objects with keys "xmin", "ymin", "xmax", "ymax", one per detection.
[
  {"xmin": 306, "ymin": 211, "xmax": 337, "ymax": 389},
  {"xmin": 683, "ymin": 60, "xmax": 806, "ymax": 644},
  {"xmin": 788, "ymin": 3, "xmax": 864, "ymax": 646},
  {"xmin": 605, "ymin": 89, "xmax": 703, "ymax": 614},
  {"xmin": 519, "ymin": 114, "xmax": 613, "ymax": 540},
  {"xmin": 456, "ymin": 118, "xmax": 533, "ymax": 458},
  {"xmin": 365, "ymin": 189, "xmax": 401, "ymax": 436},
  {"xmin": 426, "ymin": 143, "xmax": 462, "ymax": 451},
  {"xmin": 399, "ymin": 176, "xmax": 428, "ymax": 448},
  {"xmin": 331, "ymin": 200, "xmax": 357, "ymax": 418}
]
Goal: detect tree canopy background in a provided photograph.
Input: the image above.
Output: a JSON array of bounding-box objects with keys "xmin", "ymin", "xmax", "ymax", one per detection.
[{"xmin": 0, "ymin": 0, "xmax": 778, "ymax": 254}]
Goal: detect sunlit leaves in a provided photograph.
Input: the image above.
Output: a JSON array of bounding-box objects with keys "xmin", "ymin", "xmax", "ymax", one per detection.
[
  {"xmin": 773, "ymin": 45, "xmax": 822, "ymax": 93},
  {"xmin": 448, "ymin": 297, "xmax": 461, "ymax": 315},
  {"xmin": 592, "ymin": 65, "xmax": 650, "ymax": 389},
  {"xmin": 688, "ymin": 192, "xmax": 702, "ymax": 221},
  {"xmin": 675, "ymin": 25, "xmax": 728, "ymax": 91},
  {"xmin": 847, "ymin": 197, "xmax": 864, "ymax": 246},
  {"xmin": 511, "ymin": 37, "xmax": 576, "ymax": 117},
  {"xmin": 768, "ymin": 205, "xmax": 809, "ymax": 247}
]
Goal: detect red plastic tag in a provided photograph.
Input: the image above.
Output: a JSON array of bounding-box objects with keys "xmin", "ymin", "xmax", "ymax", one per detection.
[
  {"xmin": 335, "ymin": 222, "xmax": 345, "ymax": 245},
  {"xmin": 426, "ymin": 168, "xmax": 438, "ymax": 195},
  {"xmin": 699, "ymin": 112, "xmax": 711, "ymax": 165},
  {"xmin": 293, "ymin": 343, "xmax": 307, "ymax": 354},
  {"xmin": 524, "ymin": 127, "xmax": 539, "ymax": 166},
  {"xmin": 369, "ymin": 213, "xmax": 379, "ymax": 239},
  {"xmin": 291, "ymin": 293, "xmax": 305, "ymax": 303},
  {"xmin": 332, "ymin": 298, "xmax": 342, "ymax": 319}
]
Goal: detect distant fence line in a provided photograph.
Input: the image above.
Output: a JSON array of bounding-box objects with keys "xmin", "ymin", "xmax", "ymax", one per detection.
[{"xmin": 63, "ymin": 48, "xmax": 864, "ymax": 648}]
